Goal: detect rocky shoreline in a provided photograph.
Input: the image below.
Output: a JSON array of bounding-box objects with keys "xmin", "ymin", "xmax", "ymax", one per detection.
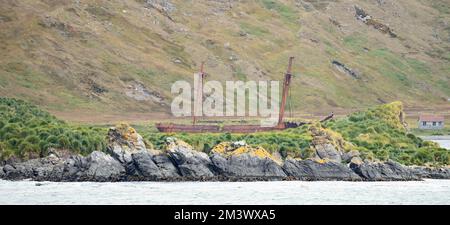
[{"xmin": 1, "ymin": 126, "xmax": 449, "ymax": 182}]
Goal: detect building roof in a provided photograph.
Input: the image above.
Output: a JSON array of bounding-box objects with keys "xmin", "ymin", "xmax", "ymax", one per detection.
[{"xmin": 419, "ymin": 115, "xmax": 445, "ymax": 122}]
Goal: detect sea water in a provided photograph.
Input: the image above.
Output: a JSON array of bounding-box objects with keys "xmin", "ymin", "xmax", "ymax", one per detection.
[{"xmin": 0, "ymin": 179, "xmax": 449, "ymax": 205}]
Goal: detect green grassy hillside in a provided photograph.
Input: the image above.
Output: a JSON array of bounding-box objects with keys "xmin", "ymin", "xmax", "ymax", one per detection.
[{"xmin": 0, "ymin": 0, "xmax": 449, "ymax": 120}]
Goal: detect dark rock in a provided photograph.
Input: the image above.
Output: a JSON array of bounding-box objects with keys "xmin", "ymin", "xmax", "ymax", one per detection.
[
  {"xmin": 2, "ymin": 154, "xmax": 63, "ymax": 181},
  {"xmin": 314, "ymin": 143, "xmax": 342, "ymax": 162},
  {"xmin": 166, "ymin": 137, "xmax": 215, "ymax": 178},
  {"xmin": 107, "ymin": 145, "xmax": 137, "ymax": 175},
  {"xmin": 410, "ymin": 167, "xmax": 450, "ymax": 179},
  {"xmin": 152, "ymin": 154, "xmax": 181, "ymax": 178},
  {"xmin": 283, "ymin": 159, "xmax": 361, "ymax": 181},
  {"xmin": 342, "ymin": 150, "xmax": 361, "ymax": 163},
  {"xmin": 54, "ymin": 151, "xmax": 125, "ymax": 182},
  {"xmin": 332, "ymin": 60, "xmax": 360, "ymax": 79},
  {"xmin": 107, "ymin": 125, "xmax": 147, "ymax": 152},
  {"xmin": 106, "ymin": 124, "xmax": 149, "ymax": 175},
  {"xmin": 3, "ymin": 164, "xmax": 19, "ymax": 180},
  {"xmin": 107, "ymin": 145, "xmax": 134, "ymax": 165},
  {"xmin": 131, "ymin": 151, "xmax": 162, "ymax": 179},
  {"xmin": 350, "ymin": 160, "xmax": 419, "ymax": 181},
  {"xmin": 60, "ymin": 155, "xmax": 88, "ymax": 181},
  {"xmin": 210, "ymin": 153, "xmax": 286, "ymax": 179},
  {"xmin": 354, "ymin": 6, "xmax": 397, "ymax": 38},
  {"xmin": 0, "ymin": 166, "xmax": 4, "ymax": 178},
  {"xmin": 83, "ymin": 151, "xmax": 125, "ymax": 181}
]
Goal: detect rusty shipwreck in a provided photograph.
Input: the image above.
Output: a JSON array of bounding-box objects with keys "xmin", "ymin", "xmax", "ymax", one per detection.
[{"xmin": 156, "ymin": 57, "xmax": 332, "ymax": 133}]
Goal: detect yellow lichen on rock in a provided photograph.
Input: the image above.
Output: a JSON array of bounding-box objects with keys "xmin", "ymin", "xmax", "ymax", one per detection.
[
  {"xmin": 211, "ymin": 141, "xmax": 279, "ymax": 163},
  {"xmin": 309, "ymin": 122, "xmax": 355, "ymax": 153},
  {"xmin": 314, "ymin": 158, "xmax": 330, "ymax": 164},
  {"xmin": 165, "ymin": 137, "xmax": 194, "ymax": 151},
  {"xmin": 115, "ymin": 122, "xmax": 139, "ymax": 142}
]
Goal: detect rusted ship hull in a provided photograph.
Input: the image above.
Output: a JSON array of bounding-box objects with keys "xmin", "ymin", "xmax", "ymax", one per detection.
[
  {"xmin": 155, "ymin": 123, "xmax": 289, "ymax": 133},
  {"xmin": 155, "ymin": 115, "xmax": 331, "ymax": 133}
]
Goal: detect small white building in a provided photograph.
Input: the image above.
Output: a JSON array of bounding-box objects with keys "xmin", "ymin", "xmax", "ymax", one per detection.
[{"xmin": 418, "ymin": 115, "xmax": 445, "ymax": 130}]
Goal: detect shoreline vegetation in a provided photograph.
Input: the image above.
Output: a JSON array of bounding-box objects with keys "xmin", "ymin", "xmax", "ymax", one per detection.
[{"xmin": 0, "ymin": 97, "xmax": 448, "ymax": 182}]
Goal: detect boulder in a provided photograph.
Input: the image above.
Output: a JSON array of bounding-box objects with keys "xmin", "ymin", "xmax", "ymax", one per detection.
[
  {"xmin": 152, "ymin": 154, "xmax": 181, "ymax": 179},
  {"xmin": 211, "ymin": 141, "xmax": 279, "ymax": 162},
  {"xmin": 350, "ymin": 156, "xmax": 363, "ymax": 165},
  {"xmin": 107, "ymin": 124, "xmax": 147, "ymax": 152},
  {"xmin": 1, "ymin": 154, "xmax": 64, "ymax": 181},
  {"xmin": 314, "ymin": 143, "xmax": 342, "ymax": 162},
  {"xmin": 2, "ymin": 164, "xmax": 19, "ymax": 179},
  {"xmin": 210, "ymin": 153, "xmax": 286, "ymax": 179},
  {"xmin": 283, "ymin": 159, "xmax": 361, "ymax": 181},
  {"xmin": 84, "ymin": 151, "xmax": 125, "ymax": 181},
  {"xmin": 342, "ymin": 150, "xmax": 361, "ymax": 163},
  {"xmin": 309, "ymin": 124, "xmax": 356, "ymax": 162},
  {"xmin": 59, "ymin": 155, "xmax": 89, "ymax": 181},
  {"xmin": 107, "ymin": 144, "xmax": 134, "ymax": 165},
  {"xmin": 410, "ymin": 166, "xmax": 450, "ymax": 179},
  {"xmin": 350, "ymin": 160, "xmax": 419, "ymax": 181},
  {"xmin": 106, "ymin": 124, "xmax": 149, "ymax": 175},
  {"xmin": 107, "ymin": 144, "xmax": 141, "ymax": 176},
  {"xmin": 165, "ymin": 137, "xmax": 215, "ymax": 178},
  {"xmin": 131, "ymin": 151, "xmax": 162, "ymax": 180}
]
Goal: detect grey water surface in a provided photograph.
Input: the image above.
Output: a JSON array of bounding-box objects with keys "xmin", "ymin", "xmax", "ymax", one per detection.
[{"xmin": 0, "ymin": 179, "xmax": 449, "ymax": 205}]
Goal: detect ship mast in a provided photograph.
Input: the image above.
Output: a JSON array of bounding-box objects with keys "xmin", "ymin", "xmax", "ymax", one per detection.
[
  {"xmin": 193, "ymin": 62, "xmax": 205, "ymax": 125},
  {"xmin": 278, "ymin": 56, "xmax": 294, "ymax": 127}
]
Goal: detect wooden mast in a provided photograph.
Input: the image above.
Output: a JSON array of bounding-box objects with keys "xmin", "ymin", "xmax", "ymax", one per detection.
[
  {"xmin": 278, "ymin": 56, "xmax": 294, "ymax": 127},
  {"xmin": 193, "ymin": 62, "xmax": 205, "ymax": 125}
]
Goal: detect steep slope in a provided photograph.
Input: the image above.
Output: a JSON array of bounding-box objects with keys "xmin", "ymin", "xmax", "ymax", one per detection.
[{"xmin": 0, "ymin": 0, "xmax": 449, "ymax": 120}]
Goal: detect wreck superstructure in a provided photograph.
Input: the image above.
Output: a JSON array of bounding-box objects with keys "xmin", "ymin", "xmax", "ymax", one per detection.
[{"xmin": 156, "ymin": 57, "xmax": 329, "ymax": 133}]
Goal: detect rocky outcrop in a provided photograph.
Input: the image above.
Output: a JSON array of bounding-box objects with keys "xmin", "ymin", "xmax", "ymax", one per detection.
[
  {"xmin": 83, "ymin": 151, "xmax": 125, "ymax": 181},
  {"xmin": 106, "ymin": 123, "xmax": 150, "ymax": 175},
  {"xmin": 125, "ymin": 81, "xmax": 165, "ymax": 105},
  {"xmin": 130, "ymin": 151, "xmax": 163, "ymax": 180},
  {"xmin": 106, "ymin": 124, "xmax": 181, "ymax": 180},
  {"xmin": 410, "ymin": 167, "xmax": 450, "ymax": 179},
  {"xmin": 145, "ymin": 0, "xmax": 176, "ymax": 21},
  {"xmin": 211, "ymin": 153, "xmax": 286, "ymax": 179},
  {"xmin": 152, "ymin": 154, "xmax": 181, "ymax": 179},
  {"xmin": 210, "ymin": 141, "xmax": 286, "ymax": 179},
  {"xmin": 332, "ymin": 60, "xmax": 361, "ymax": 79},
  {"xmin": 146, "ymin": 0, "xmax": 176, "ymax": 13},
  {"xmin": 309, "ymin": 124, "xmax": 358, "ymax": 163},
  {"xmin": 58, "ymin": 155, "xmax": 88, "ymax": 181},
  {"xmin": 1, "ymin": 154, "xmax": 64, "ymax": 181},
  {"xmin": 314, "ymin": 143, "xmax": 342, "ymax": 162},
  {"xmin": 283, "ymin": 159, "xmax": 361, "ymax": 181},
  {"xmin": 355, "ymin": 6, "xmax": 397, "ymax": 38},
  {"xmin": 342, "ymin": 150, "xmax": 361, "ymax": 163},
  {"xmin": 165, "ymin": 137, "xmax": 215, "ymax": 178},
  {"xmin": 0, "ymin": 125, "xmax": 447, "ymax": 182},
  {"xmin": 350, "ymin": 160, "xmax": 419, "ymax": 181},
  {"xmin": 0, "ymin": 151, "xmax": 125, "ymax": 182},
  {"xmin": 107, "ymin": 123, "xmax": 147, "ymax": 153}
]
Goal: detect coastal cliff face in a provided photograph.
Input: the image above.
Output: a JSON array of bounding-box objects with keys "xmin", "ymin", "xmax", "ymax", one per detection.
[
  {"xmin": 0, "ymin": 99, "xmax": 448, "ymax": 182},
  {"xmin": 1, "ymin": 126, "xmax": 448, "ymax": 182}
]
